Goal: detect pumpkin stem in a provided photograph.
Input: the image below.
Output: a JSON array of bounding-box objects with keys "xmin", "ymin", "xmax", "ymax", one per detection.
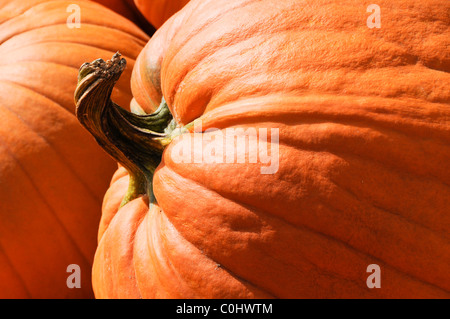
[{"xmin": 74, "ymin": 52, "xmax": 174, "ymax": 207}]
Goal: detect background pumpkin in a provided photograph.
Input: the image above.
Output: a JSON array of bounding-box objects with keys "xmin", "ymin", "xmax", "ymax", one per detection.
[
  {"xmin": 0, "ymin": 0, "xmax": 148, "ymax": 298},
  {"xmin": 133, "ymin": 0, "xmax": 190, "ymax": 29},
  {"xmin": 92, "ymin": 0, "xmax": 189, "ymax": 31},
  {"xmin": 78, "ymin": 0, "xmax": 450, "ymax": 298},
  {"xmin": 92, "ymin": 0, "xmax": 155, "ymax": 35}
]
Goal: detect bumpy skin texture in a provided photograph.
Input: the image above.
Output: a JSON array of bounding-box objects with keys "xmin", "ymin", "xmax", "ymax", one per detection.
[
  {"xmin": 95, "ymin": 0, "xmax": 450, "ymax": 298},
  {"xmin": 0, "ymin": 0, "xmax": 148, "ymax": 298}
]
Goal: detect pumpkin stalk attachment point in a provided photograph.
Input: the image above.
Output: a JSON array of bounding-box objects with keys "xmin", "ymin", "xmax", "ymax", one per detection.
[{"xmin": 74, "ymin": 52, "xmax": 174, "ymax": 206}]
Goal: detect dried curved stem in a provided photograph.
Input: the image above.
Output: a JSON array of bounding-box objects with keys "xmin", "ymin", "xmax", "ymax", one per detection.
[{"xmin": 74, "ymin": 52, "xmax": 174, "ymax": 206}]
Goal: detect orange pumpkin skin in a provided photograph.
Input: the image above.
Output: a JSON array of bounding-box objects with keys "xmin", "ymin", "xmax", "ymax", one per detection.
[
  {"xmin": 93, "ymin": 0, "xmax": 450, "ymax": 298},
  {"xmin": 0, "ymin": 0, "xmax": 148, "ymax": 298}
]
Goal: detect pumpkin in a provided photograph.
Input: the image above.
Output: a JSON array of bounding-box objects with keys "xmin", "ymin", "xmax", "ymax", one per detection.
[
  {"xmin": 0, "ymin": 0, "xmax": 148, "ymax": 298},
  {"xmin": 92, "ymin": 0, "xmax": 155, "ymax": 35},
  {"xmin": 92, "ymin": 0, "xmax": 189, "ymax": 31},
  {"xmin": 134, "ymin": 0, "xmax": 190, "ymax": 29},
  {"xmin": 76, "ymin": 0, "xmax": 450, "ymax": 298}
]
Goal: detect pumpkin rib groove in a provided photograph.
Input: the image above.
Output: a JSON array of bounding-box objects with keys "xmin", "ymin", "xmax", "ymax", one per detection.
[
  {"xmin": 165, "ymin": 7, "xmax": 311, "ymax": 113},
  {"xmin": 122, "ymin": 204, "xmax": 146, "ymax": 299},
  {"xmin": 157, "ymin": 166, "xmax": 450, "ymax": 294},
  {"xmin": 208, "ymin": 69, "xmax": 450, "ymax": 106},
  {"xmin": 0, "ymin": 21, "xmax": 148, "ymax": 43},
  {"xmin": 131, "ymin": 220, "xmax": 145, "ymax": 299},
  {"xmin": 0, "ymin": 26, "xmax": 147, "ymax": 57},
  {"xmin": 0, "ymin": 41, "xmax": 139, "ymax": 66},
  {"xmin": 170, "ymin": 49, "xmax": 439, "ymax": 121},
  {"xmin": 196, "ymin": 95, "xmax": 450, "ymax": 142},
  {"xmin": 0, "ymin": 84, "xmax": 105, "ymax": 204},
  {"xmin": 140, "ymin": 205, "xmax": 276, "ymax": 298},
  {"xmin": 0, "ymin": 242, "xmax": 32, "ymax": 298},
  {"xmin": 94, "ymin": 196, "xmax": 147, "ymax": 299},
  {"xmin": 0, "ymin": 135, "xmax": 93, "ymax": 269}
]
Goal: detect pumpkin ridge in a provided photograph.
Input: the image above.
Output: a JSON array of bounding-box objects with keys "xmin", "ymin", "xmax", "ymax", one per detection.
[
  {"xmin": 94, "ymin": 196, "xmax": 147, "ymax": 298},
  {"xmin": 0, "ymin": 25, "xmax": 147, "ymax": 56},
  {"xmin": 164, "ymin": 3, "xmax": 310, "ymax": 116},
  {"xmin": 138, "ymin": 202, "xmax": 275, "ymax": 298}
]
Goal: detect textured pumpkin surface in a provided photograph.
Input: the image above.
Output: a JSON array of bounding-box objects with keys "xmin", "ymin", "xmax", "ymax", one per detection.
[
  {"xmin": 94, "ymin": 0, "xmax": 450, "ymax": 298},
  {"xmin": 134, "ymin": 0, "xmax": 189, "ymax": 29},
  {"xmin": 0, "ymin": 0, "xmax": 148, "ymax": 298}
]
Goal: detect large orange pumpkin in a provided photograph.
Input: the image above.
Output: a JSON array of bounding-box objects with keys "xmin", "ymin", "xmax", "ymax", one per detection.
[
  {"xmin": 0, "ymin": 0, "xmax": 148, "ymax": 298},
  {"xmin": 76, "ymin": 0, "xmax": 450, "ymax": 298}
]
